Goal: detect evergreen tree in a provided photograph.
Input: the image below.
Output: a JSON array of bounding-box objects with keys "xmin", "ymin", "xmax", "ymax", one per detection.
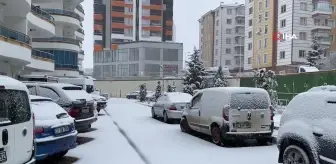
[
  {"xmin": 212, "ymin": 66, "xmax": 228, "ymax": 87},
  {"xmin": 253, "ymin": 68, "xmax": 278, "ymax": 107},
  {"xmin": 171, "ymin": 82, "xmax": 176, "ymax": 92},
  {"xmin": 306, "ymin": 36, "xmax": 324, "ymax": 68},
  {"xmin": 167, "ymin": 84, "xmax": 172, "ymax": 92},
  {"xmin": 183, "ymin": 47, "xmax": 207, "ymax": 95},
  {"xmin": 139, "ymin": 83, "xmax": 147, "ymax": 102},
  {"xmin": 155, "ymin": 81, "xmax": 162, "ymax": 100}
]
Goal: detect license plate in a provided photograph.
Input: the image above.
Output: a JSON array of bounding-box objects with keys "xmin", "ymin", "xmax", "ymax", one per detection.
[
  {"xmin": 54, "ymin": 126, "xmax": 70, "ymax": 134},
  {"xmin": 0, "ymin": 151, "xmax": 7, "ymax": 163},
  {"xmin": 235, "ymin": 122, "xmax": 251, "ymax": 129},
  {"xmin": 82, "ymin": 108, "xmax": 89, "ymax": 113}
]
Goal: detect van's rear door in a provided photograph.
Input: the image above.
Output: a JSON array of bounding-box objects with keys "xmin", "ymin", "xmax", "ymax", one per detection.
[{"xmin": 230, "ymin": 92, "xmax": 271, "ymax": 132}]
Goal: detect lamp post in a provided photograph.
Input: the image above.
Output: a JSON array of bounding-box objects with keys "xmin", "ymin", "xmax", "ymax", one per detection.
[{"xmin": 160, "ymin": 65, "xmax": 164, "ymax": 93}]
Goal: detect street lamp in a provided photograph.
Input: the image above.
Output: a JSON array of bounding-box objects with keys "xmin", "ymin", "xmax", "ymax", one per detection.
[{"xmin": 160, "ymin": 65, "xmax": 164, "ymax": 93}]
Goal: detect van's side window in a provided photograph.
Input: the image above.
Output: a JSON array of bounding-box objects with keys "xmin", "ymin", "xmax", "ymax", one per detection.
[
  {"xmin": 191, "ymin": 93, "xmax": 202, "ymax": 108},
  {"xmin": 27, "ymin": 85, "xmax": 37, "ymax": 95},
  {"xmin": 38, "ymin": 87, "xmax": 60, "ymax": 101}
]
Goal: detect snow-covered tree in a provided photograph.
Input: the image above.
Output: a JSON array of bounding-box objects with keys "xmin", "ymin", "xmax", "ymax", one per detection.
[
  {"xmin": 320, "ymin": 54, "xmax": 336, "ymax": 70},
  {"xmin": 253, "ymin": 68, "xmax": 278, "ymax": 107},
  {"xmin": 183, "ymin": 47, "xmax": 207, "ymax": 95},
  {"xmin": 171, "ymin": 82, "xmax": 176, "ymax": 92},
  {"xmin": 306, "ymin": 36, "xmax": 324, "ymax": 68},
  {"xmin": 139, "ymin": 83, "xmax": 147, "ymax": 102},
  {"xmin": 212, "ymin": 66, "xmax": 228, "ymax": 87},
  {"xmin": 155, "ymin": 81, "xmax": 162, "ymax": 100},
  {"xmin": 167, "ymin": 84, "xmax": 172, "ymax": 92}
]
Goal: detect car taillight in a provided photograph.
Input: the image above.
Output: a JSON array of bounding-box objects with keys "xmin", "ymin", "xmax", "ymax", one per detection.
[
  {"xmin": 34, "ymin": 127, "xmax": 44, "ymax": 134},
  {"xmin": 269, "ymin": 105, "xmax": 275, "ymax": 120},
  {"xmin": 222, "ymin": 106, "xmax": 230, "ymax": 121},
  {"xmin": 168, "ymin": 105, "xmax": 177, "ymax": 110},
  {"xmin": 69, "ymin": 108, "xmax": 80, "ymax": 117}
]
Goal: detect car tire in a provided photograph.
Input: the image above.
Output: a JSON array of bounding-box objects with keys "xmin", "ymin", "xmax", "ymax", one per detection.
[
  {"xmin": 180, "ymin": 117, "xmax": 192, "ymax": 133},
  {"xmin": 283, "ymin": 145, "xmax": 311, "ymax": 164},
  {"xmin": 151, "ymin": 108, "xmax": 157, "ymax": 119},
  {"xmin": 54, "ymin": 150, "xmax": 68, "ymax": 159},
  {"xmin": 163, "ymin": 111, "xmax": 170, "ymax": 123},
  {"xmin": 211, "ymin": 125, "xmax": 223, "ymax": 146}
]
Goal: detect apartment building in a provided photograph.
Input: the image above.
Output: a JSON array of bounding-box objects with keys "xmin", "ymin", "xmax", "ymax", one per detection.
[
  {"xmin": 94, "ymin": 0, "xmax": 175, "ymax": 52},
  {"xmin": 0, "ymin": 0, "xmax": 85, "ymax": 78},
  {"xmin": 244, "ymin": 0, "xmax": 334, "ymax": 74},
  {"xmin": 93, "ymin": 41, "xmax": 183, "ymax": 80},
  {"xmin": 199, "ymin": 3, "xmax": 245, "ymax": 72}
]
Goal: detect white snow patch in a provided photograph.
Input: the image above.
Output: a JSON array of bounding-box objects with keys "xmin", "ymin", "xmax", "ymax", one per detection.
[
  {"xmin": 167, "ymin": 92, "xmax": 192, "ymax": 103},
  {"xmin": 307, "ymin": 85, "xmax": 336, "ymax": 92}
]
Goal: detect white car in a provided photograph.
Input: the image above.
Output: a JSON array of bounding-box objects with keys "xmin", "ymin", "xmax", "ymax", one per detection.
[
  {"xmin": 0, "ymin": 75, "xmax": 35, "ymax": 164},
  {"xmin": 30, "ymin": 95, "xmax": 77, "ymax": 160},
  {"xmin": 91, "ymin": 93, "xmax": 107, "ymax": 113}
]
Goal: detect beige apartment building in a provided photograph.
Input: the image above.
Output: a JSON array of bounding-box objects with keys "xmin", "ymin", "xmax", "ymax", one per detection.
[{"xmin": 198, "ymin": 11, "xmax": 215, "ymax": 67}]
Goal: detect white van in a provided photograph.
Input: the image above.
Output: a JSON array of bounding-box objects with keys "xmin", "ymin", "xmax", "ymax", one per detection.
[
  {"xmin": 0, "ymin": 76, "xmax": 35, "ymax": 163},
  {"xmin": 180, "ymin": 87, "xmax": 274, "ymax": 146},
  {"xmin": 57, "ymin": 77, "xmax": 94, "ymax": 94}
]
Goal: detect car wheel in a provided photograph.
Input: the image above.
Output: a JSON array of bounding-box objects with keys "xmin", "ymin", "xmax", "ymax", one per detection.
[
  {"xmin": 180, "ymin": 117, "xmax": 191, "ymax": 133},
  {"xmin": 151, "ymin": 108, "xmax": 156, "ymax": 119},
  {"xmin": 211, "ymin": 125, "xmax": 223, "ymax": 146},
  {"xmin": 283, "ymin": 145, "xmax": 310, "ymax": 164},
  {"xmin": 163, "ymin": 111, "xmax": 170, "ymax": 123},
  {"xmin": 54, "ymin": 150, "xmax": 68, "ymax": 159}
]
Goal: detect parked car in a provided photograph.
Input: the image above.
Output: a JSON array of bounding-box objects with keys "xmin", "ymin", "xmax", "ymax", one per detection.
[
  {"xmin": 277, "ymin": 91, "xmax": 336, "ymax": 164},
  {"xmin": 91, "ymin": 93, "xmax": 107, "ymax": 113},
  {"xmin": 24, "ymin": 82, "xmax": 97, "ymax": 132},
  {"xmin": 151, "ymin": 92, "xmax": 192, "ymax": 123},
  {"xmin": 180, "ymin": 87, "xmax": 274, "ymax": 146},
  {"xmin": 126, "ymin": 91, "xmax": 140, "ymax": 99},
  {"xmin": 307, "ymin": 85, "xmax": 336, "ymax": 92},
  {"xmin": 145, "ymin": 91, "xmax": 155, "ymax": 102},
  {"xmin": 30, "ymin": 95, "xmax": 77, "ymax": 160},
  {"xmin": 0, "ymin": 75, "xmax": 35, "ymax": 164}
]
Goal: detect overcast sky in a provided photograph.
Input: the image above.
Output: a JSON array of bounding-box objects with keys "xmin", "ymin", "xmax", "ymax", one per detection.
[{"xmin": 82, "ymin": 0, "xmax": 244, "ymax": 69}]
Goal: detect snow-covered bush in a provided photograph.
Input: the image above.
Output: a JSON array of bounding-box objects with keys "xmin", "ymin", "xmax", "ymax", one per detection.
[
  {"xmin": 171, "ymin": 82, "xmax": 176, "ymax": 92},
  {"xmin": 183, "ymin": 47, "xmax": 207, "ymax": 95},
  {"xmin": 139, "ymin": 83, "xmax": 147, "ymax": 102},
  {"xmin": 253, "ymin": 68, "xmax": 278, "ymax": 107},
  {"xmin": 212, "ymin": 65, "xmax": 228, "ymax": 87},
  {"xmin": 155, "ymin": 81, "xmax": 162, "ymax": 100},
  {"xmin": 306, "ymin": 36, "xmax": 325, "ymax": 68},
  {"xmin": 167, "ymin": 84, "xmax": 172, "ymax": 92}
]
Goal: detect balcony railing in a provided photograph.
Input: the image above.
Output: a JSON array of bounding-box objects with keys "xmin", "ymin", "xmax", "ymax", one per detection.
[
  {"xmin": 31, "ymin": 5, "xmax": 55, "ymax": 24},
  {"xmin": 76, "ymin": 4, "xmax": 85, "ymax": 14},
  {"xmin": 77, "ymin": 28, "xmax": 84, "ymax": 34},
  {"xmin": 32, "ymin": 49, "xmax": 54, "ymax": 61},
  {"xmin": 0, "ymin": 25, "xmax": 30, "ymax": 45},
  {"xmin": 32, "ymin": 37, "xmax": 80, "ymax": 45},
  {"xmin": 55, "ymin": 64, "xmax": 79, "ymax": 70},
  {"xmin": 314, "ymin": 22, "xmax": 332, "ymax": 27},
  {"xmin": 43, "ymin": 9, "xmax": 80, "ymax": 20}
]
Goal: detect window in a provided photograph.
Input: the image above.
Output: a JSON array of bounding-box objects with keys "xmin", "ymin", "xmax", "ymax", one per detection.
[
  {"xmin": 280, "ymin": 51, "xmax": 285, "ymax": 59},
  {"xmin": 265, "ymin": 25, "xmax": 268, "ymax": 34},
  {"xmin": 230, "ymin": 93, "xmax": 269, "ymax": 109},
  {"xmin": 216, "ymin": 30, "xmax": 219, "ymax": 36},
  {"xmin": 265, "ymin": 12, "xmax": 268, "ymax": 20},
  {"xmin": 248, "ymin": 43, "xmax": 252, "ymax": 50},
  {"xmin": 248, "ymin": 31, "xmax": 252, "ymax": 38},
  {"xmin": 299, "ymin": 32, "xmax": 307, "ymax": 40},
  {"xmin": 258, "ymin": 15, "xmax": 262, "ymax": 23},
  {"xmin": 226, "ymin": 38, "xmax": 231, "ymax": 44},
  {"xmin": 227, "ymin": 19, "xmax": 232, "ymax": 24},
  {"xmin": 300, "ymin": 17, "xmax": 307, "ymax": 25},
  {"xmin": 300, "ymin": 2, "xmax": 307, "ymax": 11},
  {"xmin": 38, "ymin": 87, "xmax": 60, "ymax": 101},
  {"xmin": 263, "ymin": 54, "xmax": 267, "ymax": 63},
  {"xmin": 191, "ymin": 93, "xmax": 202, "ymax": 108},
  {"xmin": 215, "ymin": 39, "xmax": 218, "ymax": 45},
  {"xmin": 27, "ymin": 86, "xmax": 37, "ymax": 95},
  {"xmin": 259, "ymin": 2, "xmax": 262, "ymax": 11},
  {"xmin": 226, "ymin": 29, "xmax": 232, "ymax": 34},
  {"xmin": 281, "ymin": 5, "xmax": 286, "ymax": 13},
  {"xmin": 0, "ymin": 90, "xmax": 31, "ymax": 124},
  {"xmin": 259, "ymin": 40, "xmax": 262, "ymax": 49},
  {"xmin": 332, "ymin": 5, "xmax": 335, "ymax": 12},
  {"xmin": 281, "ymin": 19, "xmax": 286, "ymax": 27},
  {"xmin": 248, "ymin": 57, "xmax": 252, "ymax": 64},
  {"xmin": 299, "ymin": 50, "xmax": 305, "ymax": 58},
  {"xmin": 216, "ymin": 10, "xmax": 219, "ymax": 16},
  {"xmin": 216, "ymin": 20, "xmax": 219, "ymax": 26},
  {"xmin": 215, "ymin": 49, "xmax": 218, "ymax": 55},
  {"xmin": 226, "ymin": 48, "xmax": 231, "ymax": 54},
  {"xmin": 265, "ymin": 0, "xmax": 269, "ymax": 7},
  {"xmin": 227, "ymin": 9, "xmax": 232, "ymax": 15},
  {"xmin": 249, "ymin": 7, "xmax": 253, "ymax": 15},
  {"xmin": 264, "ymin": 38, "xmax": 268, "ymax": 48},
  {"xmin": 129, "ymin": 48, "xmax": 139, "ymax": 61},
  {"xmin": 225, "ymin": 60, "xmax": 231, "ymax": 65},
  {"xmin": 249, "ymin": 19, "xmax": 253, "ymax": 26}
]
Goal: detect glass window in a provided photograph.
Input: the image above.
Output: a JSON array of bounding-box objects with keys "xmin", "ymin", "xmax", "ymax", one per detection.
[
  {"xmin": 129, "ymin": 48, "xmax": 139, "ymax": 61},
  {"xmin": 230, "ymin": 93, "xmax": 269, "ymax": 109},
  {"xmin": 144, "ymin": 48, "xmax": 161, "ymax": 60},
  {"xmin": 129, "ymin": 64, "xmax": 139, "ymax": 76},
  {"xmin": 118, "ymin": 49, "xmax": 128, "ymax": 62},
  {"xmin": 27, "ymin": 85, "xmax": 37, "ymax": 95},
  {"xmin": 163, "ymin": 49, "xmax": 178, "ymax": 61},
  {"xmin": 117, "ymin": 64, "xmax": 128, "ymax": 76},
  {"xmin": 38, "ymin": 87, "xmax": 60, "ymax": 101},
  {"xmin": 191, "ymin": 93, "xmax": 202, "ymax": 108}
]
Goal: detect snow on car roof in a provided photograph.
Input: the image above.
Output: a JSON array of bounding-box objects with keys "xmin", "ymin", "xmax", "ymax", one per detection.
[
  {"xmin": 202, "ymin": 87, "xmax": 267, "ymax": 94},
  {"xmin": 166, "ymin": 92, "xmax": 192, "ymax": 103},
  {"xmin": 29, "ymin": 95, "xmax": 52, "ymax": 101},
  {"xmin": 307, "ymin": 85, "xmax": 336, "ymax": 92},
  {"xmin": 0, "ymin": 75, "xmax": 28, "ymax": 91}
]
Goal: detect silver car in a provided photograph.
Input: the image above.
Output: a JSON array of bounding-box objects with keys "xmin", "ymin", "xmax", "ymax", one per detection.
[{"xmin": 151, "ymin": 92, "xmax": 192, "ymax": 123}]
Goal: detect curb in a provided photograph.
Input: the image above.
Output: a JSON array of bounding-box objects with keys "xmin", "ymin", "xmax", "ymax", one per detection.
[{"xmin": 135, "ymin": 102, "xmax": 153, "ymax": 107}]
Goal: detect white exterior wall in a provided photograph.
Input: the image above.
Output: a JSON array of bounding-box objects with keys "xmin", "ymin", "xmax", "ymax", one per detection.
[{"xmin": 244, "ymin": 0, "xmax": 253, "ymax": 70}]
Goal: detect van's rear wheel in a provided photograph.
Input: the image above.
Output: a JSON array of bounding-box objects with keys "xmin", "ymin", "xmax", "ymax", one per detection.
[
  {"xmin": 211, "ymin": 125, "xmax": 223, "ymax": 146},
  {"xmin": 163, "ymin": 111, "xmax": 170, "ymax": 123},
  {"xmin": 180, "ymin": 117, "xmax": 191, "ymax": 133},
  {"xmin": 283, "ymin": 145, "xmax": 310, "ymax": 164}
]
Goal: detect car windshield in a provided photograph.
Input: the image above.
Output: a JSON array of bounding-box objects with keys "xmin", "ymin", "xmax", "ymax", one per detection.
[
  {"xmin": 0, "ymin": 90, "xmax": 31, "ymax": 123},
  {"xmin": 230, "ymin": 92, "xmax": 269, "ymax": 109}
]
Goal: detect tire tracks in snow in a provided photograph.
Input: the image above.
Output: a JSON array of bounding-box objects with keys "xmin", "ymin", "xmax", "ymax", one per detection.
[{"xmin": 103, "ymin": 109, "xmax": 151, "ymax": 164}]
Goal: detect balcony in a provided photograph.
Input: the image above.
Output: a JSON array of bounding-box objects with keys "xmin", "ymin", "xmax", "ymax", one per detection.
[
  {"xmin": 55, "ymin": 64, "xmax": 79, "ymax": 70},
  {"xmin": 0, "ymin": 24, "xmax": 31, "ymax": 64},
  {"xmin": 27, "ymin": 49, "xmax": 55, "ymax": 72},
  {"xmin": 43, "ymin": 9, "xmax": 81, "ymax": 29},
  {"xmin": 75, "ymin": 28, "xmax": 84, "ymax": 40},
  {"xmin": 312, "ymin": 22, "xmax": 332, "ymax": 30},
  {"xmin": 312, "ymin": 2, "xmax": 332, "ymax": 19},
  {"xmin": 32, "ymin": 37, "xmax": 80, "ymax": 52},
  {"xmin": 75, "ymin": 4, "xmax": 85, "ymax": 21},
  {"xmin": 28, "ymin": 5, "xmax": 55, "ymax": 37},
  {"xmin": 78, "ymin": 50, "xmax": 84, "ymax": 60}
]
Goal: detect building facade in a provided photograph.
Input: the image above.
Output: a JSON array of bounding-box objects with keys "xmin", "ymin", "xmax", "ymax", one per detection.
[
  {"xmin": 0, "ymin": 0, "xmax": 85, "ymax": 78},
  {"xmin": 94, "ymin": 0, "xmax": 175, "ymax": 53},
  {"xmin": 244, "ymin": 0, "xmax": 334, "ymax": 74},
  {"xmin": 199, "ymin": 3, "xmax": 245, "ymax": 72},
  {"xmin": 93, "ymin": 41, "xmax": 183, "ymax": 79}
]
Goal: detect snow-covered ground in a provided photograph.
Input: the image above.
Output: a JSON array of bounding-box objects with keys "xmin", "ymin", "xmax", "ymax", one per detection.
[{"xmin": 106, "ymin": 98, "xmax": 280, "ymax": 164}]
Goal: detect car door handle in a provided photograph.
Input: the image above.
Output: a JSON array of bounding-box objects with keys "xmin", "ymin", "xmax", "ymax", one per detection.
[
  {"xmin": 198, "ymin": 110, "xmax": 200, "ymax": 116},
  {"xmin": 313, "ymin": 127, "xmax": 324, "ymax": 137},
  {"xmin": 313, "ymin": 131, "xmax": 323, "ymax": 137},
  {"xmin": 2, "ymin": 129, "xmax": 8, "ymax": 145}
]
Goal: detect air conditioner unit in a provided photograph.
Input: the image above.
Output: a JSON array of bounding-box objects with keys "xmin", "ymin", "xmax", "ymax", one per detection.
[{"xmin": 279, "ymin": 71, "xmax": 286, "ymax": 75}]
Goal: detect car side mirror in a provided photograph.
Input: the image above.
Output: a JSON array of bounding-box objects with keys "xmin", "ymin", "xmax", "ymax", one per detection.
[{"xmin": 186, "ymin": 103, "xmax": 191, "ymax": 109}]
